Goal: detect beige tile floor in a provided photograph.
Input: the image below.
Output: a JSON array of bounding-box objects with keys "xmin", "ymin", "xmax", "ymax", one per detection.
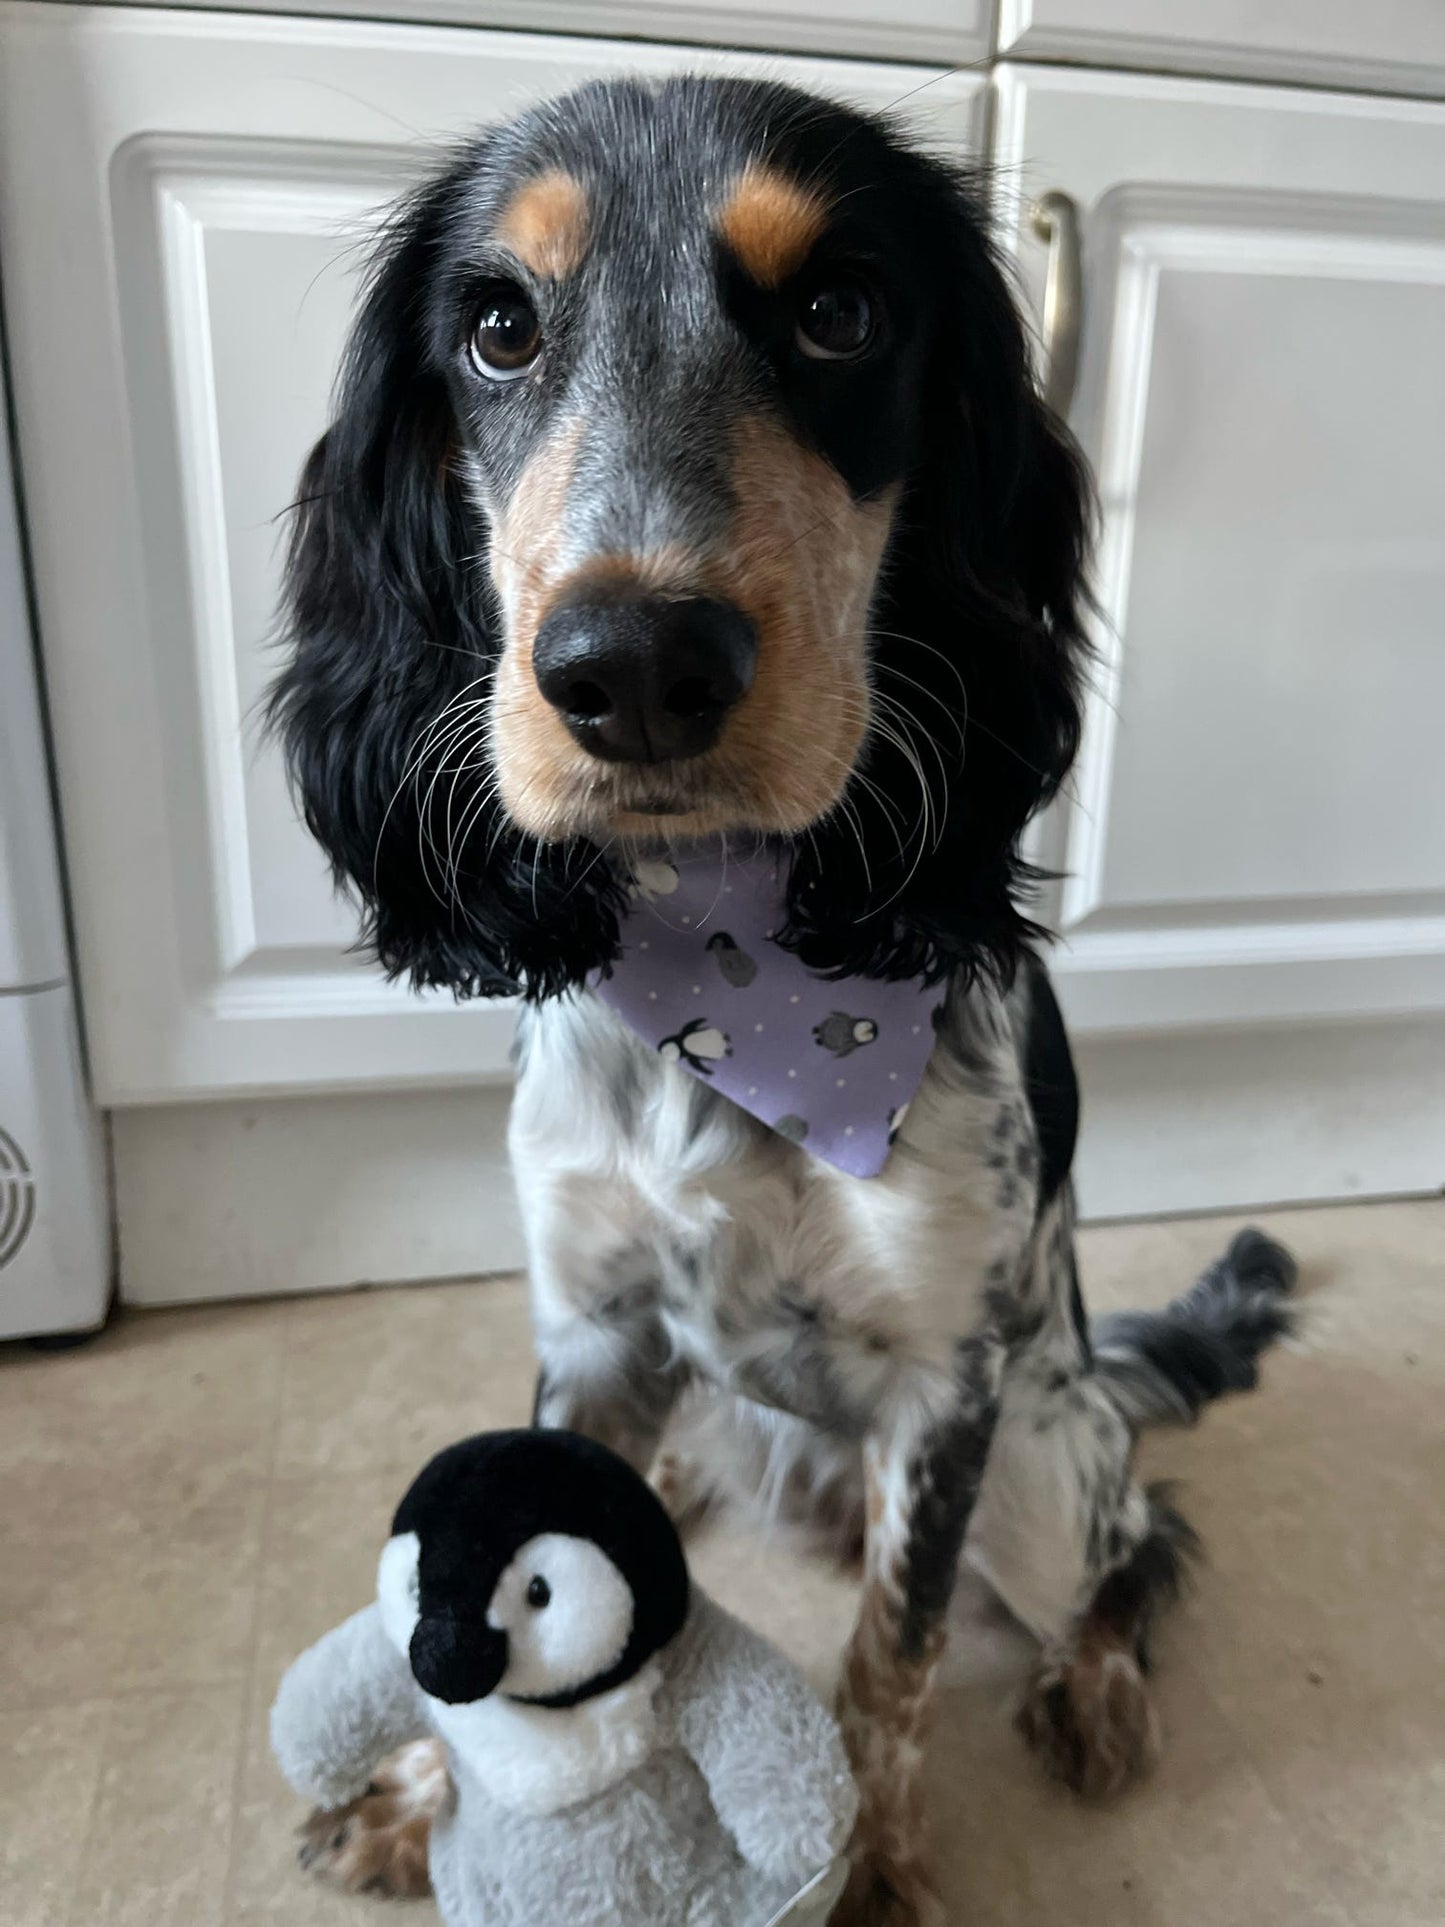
[{"xmin": 2, "ymin": 1196, "xmax": 1442, "ymax": 1927}]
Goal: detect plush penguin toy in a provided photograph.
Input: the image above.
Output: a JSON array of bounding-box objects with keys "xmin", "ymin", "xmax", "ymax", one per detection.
[{"xmin": 271, "ymin": 1430, "xmax": 857, "ymax": 1927}]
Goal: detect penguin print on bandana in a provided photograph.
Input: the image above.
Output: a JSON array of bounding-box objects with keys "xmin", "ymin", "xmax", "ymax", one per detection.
[
  {"xmin": 630, "ymin": 858, "xmax": 680, "ymax": 901},
  {"xmin": 592, "ymin": 848, "xmax": 944, "ymax": 1179},
  {"xmin": 659, "ymin": 1018, "xmax": 731, "ymax": 1075},
  {"xmin": 813, "ymin": 1012, "xmax": 879, "ymax": 1059},
  {"xmin": 705, "ymin": 931, "xmax": 758, "ymax": 990}
]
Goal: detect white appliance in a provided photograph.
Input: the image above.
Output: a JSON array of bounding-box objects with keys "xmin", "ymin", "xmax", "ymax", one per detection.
[{"xmin": 0, "ymin": 386, "xmax": 109, "ymax": 1337}]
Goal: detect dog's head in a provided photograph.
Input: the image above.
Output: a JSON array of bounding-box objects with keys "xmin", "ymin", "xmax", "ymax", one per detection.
[{"xmin": 271, "ymin": 76, "xmax": 1091, "ymax": 999}]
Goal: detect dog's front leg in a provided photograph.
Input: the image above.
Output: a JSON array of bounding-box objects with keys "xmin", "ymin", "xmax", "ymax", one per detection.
[
  {"xmin": 833, "ymin": 1352, "xmax": 1000, "ymax": 1927},
  {"xmin": 531, "ymin": 1351, "xmax": 684, "ymax": 1472},
  {"xmin": 530, "ymin": 1287, "xmax": 686, "ymax": 1476},
  {"xmin": 515, "ymin": 1121, "xmax": 687, "ymax": 1472}
]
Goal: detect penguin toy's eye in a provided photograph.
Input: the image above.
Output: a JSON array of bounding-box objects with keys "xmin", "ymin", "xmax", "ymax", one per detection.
[{"xmin": 487, "ymin": 1533, "xmax": 634, "ymax": 1699}]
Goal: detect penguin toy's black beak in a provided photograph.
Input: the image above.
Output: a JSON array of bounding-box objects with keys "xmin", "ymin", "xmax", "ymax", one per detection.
[{"xmin": 410, "ymin": 1610, "xmax": 508, "ymax": 1705}]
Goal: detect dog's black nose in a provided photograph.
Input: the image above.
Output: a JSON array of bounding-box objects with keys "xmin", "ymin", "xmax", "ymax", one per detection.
[{"xmin": 532, "ymin": 594, "xmax": 756, "ymax": 763}]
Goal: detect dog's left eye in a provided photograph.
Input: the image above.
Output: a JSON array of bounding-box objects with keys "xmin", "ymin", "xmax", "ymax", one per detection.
[
  {"xmin": 471, "ymin": 284, "xmax": 543, "ymax": 381},
  {"xmin": 796, "ymin": 280, "xmax": 875, "ymax": 361}
]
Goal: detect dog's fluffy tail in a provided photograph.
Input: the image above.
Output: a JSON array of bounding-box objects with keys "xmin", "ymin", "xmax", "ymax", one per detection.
[{"xmin": 1091, "ymin": 1228, "xmax": 1297, "ymax": 1430}]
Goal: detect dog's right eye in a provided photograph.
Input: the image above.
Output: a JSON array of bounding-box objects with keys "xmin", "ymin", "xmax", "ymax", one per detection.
[
  {"xmin": 795, "ymin": 277, "xmax": 875, "ymax": 362},
  {"xmin": 471, "ymin": 285, "xmax": 543, "ymax": 381}
]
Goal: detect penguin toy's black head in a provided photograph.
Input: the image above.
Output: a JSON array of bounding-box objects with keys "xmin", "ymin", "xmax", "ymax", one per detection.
[{"xmin": 377, "ymin": 1430, "xmax": 690, "ymax": 1712}]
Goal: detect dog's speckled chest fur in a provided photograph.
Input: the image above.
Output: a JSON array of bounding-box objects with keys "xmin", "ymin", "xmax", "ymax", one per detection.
[{"xmin": 511, "ymin": 974, "xmax": 1044, "ymax": 1442}]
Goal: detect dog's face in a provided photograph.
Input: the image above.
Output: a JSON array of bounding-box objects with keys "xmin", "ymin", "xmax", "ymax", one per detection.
[
  {"xmin": 273, "ymin": 77, "xmax": 1091, "ymax": 998},
  {"xmin": 429, "ymin": 85, "xmax": 942, "ymax": 843}
]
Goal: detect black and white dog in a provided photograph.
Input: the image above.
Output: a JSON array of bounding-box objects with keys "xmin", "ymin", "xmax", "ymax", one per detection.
[{"xmin": 271, "ymin": 75, "xmax": 1294, "ymax": 1925}]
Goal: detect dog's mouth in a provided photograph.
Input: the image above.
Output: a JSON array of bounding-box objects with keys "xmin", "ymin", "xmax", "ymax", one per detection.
[
  {"xmin": 556, "ymin": 771, "xmax": 810, "ymax": 845},
  {"xmin": 627, "ymin": 794, "xmax": 703, "ymax": 818},
  {"xmin": 586, "ymin": 788, "xmax": 729, "ymax": 838}
]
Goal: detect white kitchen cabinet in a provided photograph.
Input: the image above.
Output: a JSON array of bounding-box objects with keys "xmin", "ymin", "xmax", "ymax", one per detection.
[
  {"xmin": 997, "ymin": 0, "xmax": 1445, "ymax": 100},
  {"xmin": 997, "ymin": 66, "xmax": 1445, "ymax": 1046},
  {"xmin": 2, "ymin": 1, "xmax": 1441, "ymax": 1247},
  {"xmin": 0, "ymin": 3, "xmax": 985, "ymax": 1105}
]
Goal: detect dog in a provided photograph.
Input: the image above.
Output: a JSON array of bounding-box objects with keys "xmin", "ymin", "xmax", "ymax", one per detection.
[{"xmin": 270, "ymin": 74, "xmax": 1295, "ymax": 1925}]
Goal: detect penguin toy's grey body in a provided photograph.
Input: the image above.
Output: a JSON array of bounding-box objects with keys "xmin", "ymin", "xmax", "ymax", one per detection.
[{"xmin": 271, "ymin": 1432, "xmax": 857, "ymax": 1927}]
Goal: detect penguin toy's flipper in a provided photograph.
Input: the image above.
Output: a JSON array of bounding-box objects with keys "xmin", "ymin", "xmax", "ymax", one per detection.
[
  {"xmin": 270, "ymin": 1603, "xmax": 427, "ymax": 1811},
  {"xmin": 671, "ymin": 1595, "xmax": 858, "ymax": 1891}
]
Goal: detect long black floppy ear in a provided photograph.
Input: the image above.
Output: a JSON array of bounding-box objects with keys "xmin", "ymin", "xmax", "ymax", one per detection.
[
  {"xmin": 783, "ymin": 153, "xmax": 1093, "ymax": 989},
  {"xmin": 267, "ymin": 155, "xmax": 624, "ymax": 999}
]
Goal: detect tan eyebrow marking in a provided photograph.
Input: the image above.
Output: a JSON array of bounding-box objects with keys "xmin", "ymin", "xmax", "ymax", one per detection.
[
  {"xmin": 716, "ymin": 163, "xmax": 830, "ymax": 290},
  {"xmin": 494, "ymin": 169, "xmax": 591, "ymax": 281}
]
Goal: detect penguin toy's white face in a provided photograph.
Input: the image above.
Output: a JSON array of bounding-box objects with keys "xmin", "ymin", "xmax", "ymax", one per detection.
[
  {"xmin": 375, "ymin": 1523, "xmax": 665, "ymax": 1817},
  {"xmin": 483, "ymin": 1533, "xmax": 635, "ymax": 1701},
  {"xmin": 377, "ymin": 1530, "xmax": 635, "ymax": 1706}
]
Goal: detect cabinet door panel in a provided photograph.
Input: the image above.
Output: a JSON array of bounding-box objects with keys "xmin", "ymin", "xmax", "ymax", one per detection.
[
  {"xmin": 1088, "ymin": 210, "xmax": 1442, "ymax": 912},
  {"xmin": 0, "ymin": 3, "xmax": 984, "ymax": 1101},
  {"xmin": 998, "ymin": 1, "xmax": 1445, "ymax": 100},
  {"xmin": 996, "ymin": 69, "xmax": 1445, "ymax": 1037}
]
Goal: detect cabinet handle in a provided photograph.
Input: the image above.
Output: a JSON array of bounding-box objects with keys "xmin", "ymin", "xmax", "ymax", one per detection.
[{"xmin": 1029, "ymin": 190, "xmax": 1083, "ymax": 421}]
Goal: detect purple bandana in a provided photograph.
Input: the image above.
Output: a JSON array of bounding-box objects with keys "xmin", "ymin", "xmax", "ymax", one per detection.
[{"xmin": 593, "ymin": 847, "xmax": 944, "ymax": 1178}]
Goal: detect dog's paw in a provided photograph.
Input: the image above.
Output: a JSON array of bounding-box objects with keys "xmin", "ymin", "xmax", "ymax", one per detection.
[
  {"xmin": 648, "ymin": 1448, "xmax": 716, "ymax": 1539},
  {"xmin": 297, "ymin": 1738, "xmax": 446, "ymax": 1896},
  {"xmin": 1017, "ymin": 1642, "xmax": 1159, "ymax": 1800},
  {"xmin": 828, "ymin": 1853, "xmax": 946, "ymax": 1927}
]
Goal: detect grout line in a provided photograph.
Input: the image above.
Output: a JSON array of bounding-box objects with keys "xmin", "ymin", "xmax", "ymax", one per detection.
[
  {"xmin": 0, "ymin": 1674, "xmax": 253, "ymax": 1719},
  {"xmin": 216, "ymin": 1329, "xmax": 290, "ymax": 1926},
  {"xmin": 57, "ymin": 1695, "xmax": 117, "ymax": 1927}
]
